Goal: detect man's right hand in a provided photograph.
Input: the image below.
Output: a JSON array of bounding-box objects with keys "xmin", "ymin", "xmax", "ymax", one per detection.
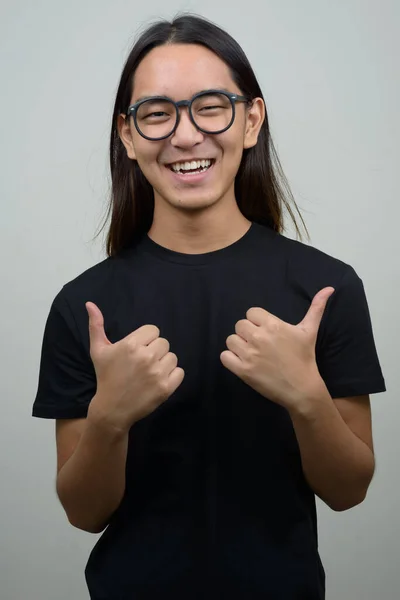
[{"xmin": 85, "ymin": 301, "xmax": 185, "ymax": 432}]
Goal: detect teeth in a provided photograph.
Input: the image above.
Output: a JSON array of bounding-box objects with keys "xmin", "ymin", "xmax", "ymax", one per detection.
[{"xmin": 171, "ymin": 159, "xmax": 212, "ymax": 172}]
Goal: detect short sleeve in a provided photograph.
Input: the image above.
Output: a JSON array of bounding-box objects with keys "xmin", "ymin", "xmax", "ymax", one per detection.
[
  {"xmin": 316, "ymin": 266, "xmax": 386, "ymax": 398},
  {"xmin": 32, "ymin": 289, "xmax": 96, "ymax": 419}
]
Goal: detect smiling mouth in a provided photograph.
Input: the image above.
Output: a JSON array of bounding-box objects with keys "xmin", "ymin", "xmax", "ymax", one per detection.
[{"xmin": 167, "ymin": 158, "xmax": 215, "ymax": 174}]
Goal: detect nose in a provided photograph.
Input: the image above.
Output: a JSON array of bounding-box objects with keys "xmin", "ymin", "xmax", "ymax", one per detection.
[{"xmin": 170, "ymin": 107, "xmax": 204, "ymax": 148}]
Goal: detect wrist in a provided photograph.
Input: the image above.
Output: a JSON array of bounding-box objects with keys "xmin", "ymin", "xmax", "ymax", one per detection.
[
  {"xmin": 87, "ymin": 395, "xmax": 131, "ymax": 440},
  {"xmin": 287, "ymin": 374, "xmax": 332, "ymax": 421}
]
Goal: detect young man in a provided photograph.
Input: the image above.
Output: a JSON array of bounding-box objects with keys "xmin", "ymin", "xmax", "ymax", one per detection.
[{"xmin": 33, "ymin": 15, "xmax": 385, "ymax": 600}]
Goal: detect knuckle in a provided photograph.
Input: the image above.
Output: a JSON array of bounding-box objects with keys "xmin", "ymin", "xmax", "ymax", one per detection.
[
  {"xmin": 126, "ymin": 338, "xmax": 139, "ymax": 353},
  {"xmin": 150, "ymin": 325, "xmax": 160, "ymax": 337},
  {"xmin": 250, "ymin": 330, "xmax": 262, "ymax": 342},
  {"xmin": 157, "ymin": 380, "xmax": 170, "ymax": 399},
  {"xmin": 269, "ymin": 320, "xmax": 280, "ymax": 334},
  {"xmin": 159, "ymin": 337, "xmax": 169, "ymax": 351},
  {"xmin": 242, "ymin": 361, "xmax": 254, "ymax": 377},
  {"xmin": 144, "ymin": 350, "xmax": 156, "ymax": 364},
  {"xmin": 135, "ymin": 347, "xmax": 154, "ymax": 365},
  {"xmin": 149, "ymin": 363, "xmax": 163, "ymax": 378}
]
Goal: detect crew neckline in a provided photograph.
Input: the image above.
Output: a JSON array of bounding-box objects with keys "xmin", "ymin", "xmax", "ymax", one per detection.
[{"xmin": 137, "ymin": 222, "xmax": 260, "ymax": 266}]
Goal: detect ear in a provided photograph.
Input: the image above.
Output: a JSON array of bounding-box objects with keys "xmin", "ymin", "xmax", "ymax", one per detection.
[
  {"xmin": 117, "ymin": 114, "xmax": 137, "ymax": 160},
  {"xmin": 243, "ymin": 97, "xmax": 265, "ymax": 150}
]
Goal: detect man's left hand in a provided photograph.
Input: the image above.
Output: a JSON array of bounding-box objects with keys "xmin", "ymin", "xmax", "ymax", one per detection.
[{"xmin": 220, "ymin": 287, "xmax": 335, "ymax": 410}]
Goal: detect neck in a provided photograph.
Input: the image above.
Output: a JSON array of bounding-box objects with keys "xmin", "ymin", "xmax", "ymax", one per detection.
[{"xmin": 147, "ymin": 196, "xmax": 251, "ymax": 254}]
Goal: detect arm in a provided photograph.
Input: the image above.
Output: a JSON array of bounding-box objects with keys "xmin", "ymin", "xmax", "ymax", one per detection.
[
  {"xmin": 55, "ymin": 399, "xmax": 129, "ymax": 534},
  {"xmin": 54, "ymin": 303, "xmax": 184, "ymax": 534},
  {"xmin": 221, "ymin": 280, "xmax": 383, "ymax": 512},
  {"xmin": 289, "ymin": 380, "xmax": 375, "ymax": 512}
]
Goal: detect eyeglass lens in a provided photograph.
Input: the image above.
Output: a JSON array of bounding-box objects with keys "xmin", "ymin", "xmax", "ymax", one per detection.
[{"xmin": 135, "ymin": 93, "xmax": 233, "ymax": 139}]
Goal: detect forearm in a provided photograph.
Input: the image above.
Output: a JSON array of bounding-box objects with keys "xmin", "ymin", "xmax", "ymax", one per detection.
[
  {"xmin": 56, "ymin": 410, "xmax": 129, "ymax": 533},
  {"xmin": 288, "ymin": 381, "xmax": 375, "ymax": 511}
]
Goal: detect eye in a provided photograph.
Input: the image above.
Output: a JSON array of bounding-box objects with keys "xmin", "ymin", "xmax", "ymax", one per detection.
[
  {"xmin": 199, "ymin": 105, "xmax": 222, "ymax": 112},
  {"xmin": 146, "ymin": 111, "xmax": 169, "ymax": 119},
  {"xmin": 137, "ymin": 100, "xmax": 175, "ymax": 121},
  {"xmin": 193, "ymin": 93, "xmax": 231, "ymax": 114}
]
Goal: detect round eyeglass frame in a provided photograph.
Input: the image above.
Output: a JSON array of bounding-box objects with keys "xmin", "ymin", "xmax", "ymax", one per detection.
[{"xmin": 125, "ymin": 89, "xmax": 250, "ymax": 141}]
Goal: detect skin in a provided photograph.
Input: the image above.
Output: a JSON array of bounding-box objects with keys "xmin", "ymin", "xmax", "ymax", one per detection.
[
  {"xmin": 56, "ymin": 43, "xmax": 375, "ymax": 533},
  {"xmin": 118, "ymin": 43, "xmax": 265, "ymax": 254}
]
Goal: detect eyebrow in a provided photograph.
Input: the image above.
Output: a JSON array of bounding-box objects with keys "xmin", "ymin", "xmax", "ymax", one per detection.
[{"xmin": 132, "ymin": 87, "xmax": 234, "ymax": 104}]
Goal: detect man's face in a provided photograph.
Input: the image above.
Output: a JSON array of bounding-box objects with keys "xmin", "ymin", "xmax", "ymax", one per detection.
[{"xmin": 119, "ymin": 43, "xmax": 263, "ymax": 214}]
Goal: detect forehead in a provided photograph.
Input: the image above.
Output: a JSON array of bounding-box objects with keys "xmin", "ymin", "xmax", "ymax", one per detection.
[{"xmin": 132, "ymin": 43, "xmax": 237, "ymax": 101}]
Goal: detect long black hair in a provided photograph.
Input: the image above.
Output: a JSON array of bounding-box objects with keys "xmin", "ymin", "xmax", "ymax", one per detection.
[{"xmin": 99, "ymin": 14, "xmax": 308, "ymax": 257}]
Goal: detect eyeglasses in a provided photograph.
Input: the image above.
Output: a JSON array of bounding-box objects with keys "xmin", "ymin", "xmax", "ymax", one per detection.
[{"xmin": 125, "ymin": 89, "xmax": 250, "ymax": 141}]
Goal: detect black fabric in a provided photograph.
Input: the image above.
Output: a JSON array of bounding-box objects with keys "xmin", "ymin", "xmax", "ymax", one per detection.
[{"xmin": 33, "ymin": 222, "xmax": 386, "ymax": 599}]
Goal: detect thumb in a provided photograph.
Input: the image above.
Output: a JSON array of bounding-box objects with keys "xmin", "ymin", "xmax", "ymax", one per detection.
[
  {"xmin": 299, "ymin": 287, "xmax": 335, "ymax": 333},
  {"xmin": 85, "ymin": 302, "xmax": 111, "ymax": 352}
]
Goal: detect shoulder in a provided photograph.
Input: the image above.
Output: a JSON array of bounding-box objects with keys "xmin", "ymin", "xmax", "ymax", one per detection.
[
  {"xmin": 51, "ymin": 245, "xmax": 139, "ymax": 327},
  {"xmin": 59, "ymin": 244, "xmax": 139, "ymax": 305},
  {"xmin": 252, "ymin": 223, "xmax": 360, "ymax": 291},
  {"xmin": 52, "ymin": 257, "xmax": 111, "ymax": 313},
  {"xmin": 273, "ymin": 230, "xmax": 359, "ymax": 292}
]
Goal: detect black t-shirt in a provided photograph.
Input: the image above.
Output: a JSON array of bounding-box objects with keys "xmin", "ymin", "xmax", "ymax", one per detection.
[{"xmin": 33, "ymin": 222, "xmax": 386, "ymax": 600}]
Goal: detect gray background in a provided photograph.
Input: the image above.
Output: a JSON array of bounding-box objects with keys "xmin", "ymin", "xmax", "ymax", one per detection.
[{"xmin": 1, "ymin": 0, "xmax": 398, "ymax": 598}]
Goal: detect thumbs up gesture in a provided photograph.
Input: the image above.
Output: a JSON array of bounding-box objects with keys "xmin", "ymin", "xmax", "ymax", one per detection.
[
  {"xmin": 220, "ymin": 287, "xmax": 335, "ymax": 410},
  {"xmin": 86, "ymin": 302, "xmax": 185, "ymax": 432}
]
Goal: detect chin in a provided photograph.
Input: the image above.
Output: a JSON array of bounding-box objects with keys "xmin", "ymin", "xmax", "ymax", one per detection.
[
  {"xmin": 174, "ymin": 196, "xmax": 220, "ymax": 211},
  {"xmin": 157, "ymin": 189, "xmax": 217, "ymax": 209}
]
